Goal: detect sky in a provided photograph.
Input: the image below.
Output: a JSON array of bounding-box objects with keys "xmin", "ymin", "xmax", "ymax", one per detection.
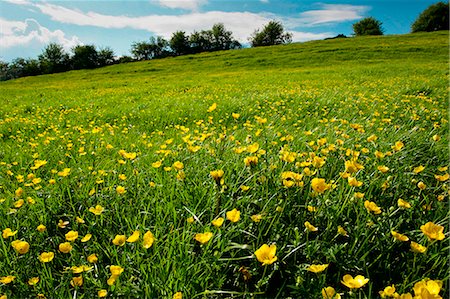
[{"xmin": 0, "ymin": 0, "xmax": 439, "ymax": 62}]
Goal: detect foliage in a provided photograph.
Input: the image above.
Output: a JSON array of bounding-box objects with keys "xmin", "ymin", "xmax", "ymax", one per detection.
[
  {"xmin": 170, "ymin": 31, "xmax": 191, "ymax": 56},
  {"xmin": 0, "ymin": 32, "xmax": 448, "ymax": 298},
  {"xmin": 353, "ymin": 17, "xmax": 384, "ymax": 36},
  {"xmin": 411, "ymin": 1, "xmax": 449, "ymax": 32},
  {"xmin": 38, "ymin": 43, "xmax": 70, "ymax": 74},
  {"xmin": 71, "ymin": 45, "xmax": 99, "ymax": 70},
  {"xmin": 131, "ymin": 36, "xmax": 169, "ymax": 61},
  {"xmin": 249, "ymin": 21, "xmax": 292, "ymax": 47},
  {"xmin": 97, "ymin": 47, "xmax": 115, "ymax": 66}
]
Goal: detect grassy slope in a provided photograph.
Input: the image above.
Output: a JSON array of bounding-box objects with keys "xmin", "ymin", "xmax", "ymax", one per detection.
[{"xmin": 0, "ymin": 31, "xmax": 448, "ymax": 298}]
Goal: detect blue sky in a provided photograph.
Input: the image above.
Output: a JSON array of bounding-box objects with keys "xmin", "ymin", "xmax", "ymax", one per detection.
[{"xmin": 0, "ymin": 0, "xmax": 439, "ymax": 62}]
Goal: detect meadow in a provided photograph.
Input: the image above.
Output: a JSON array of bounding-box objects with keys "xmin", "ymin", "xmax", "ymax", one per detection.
[{"xmin": 0, "ymin": 31, "xmax": 448, "ymax": 298}]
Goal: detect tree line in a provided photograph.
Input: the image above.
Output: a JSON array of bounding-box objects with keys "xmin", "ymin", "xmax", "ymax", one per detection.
[
  {"xmin": 1, "ymin": 1, "xmax": 448, "ymax": 81},
  {"xmin": 0, "ymin": 21, "xmax": 291, "ymax": 81}
]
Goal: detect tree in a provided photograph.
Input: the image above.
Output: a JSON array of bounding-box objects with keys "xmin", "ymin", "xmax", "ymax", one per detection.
[
  {"xmin": 210, "ymin": 23, "xmax": 241, "ymax": 51},
  {"xmin": 170, "ymin": 31, "xmax": 190, "ymax": 56},
  {"xmin": 97, "ymin": 47, "xmax": 115, "ymax": 66},
  {"xmin": 131, "ymin": 36, "xmax": 169, "ymax": 61},
  {"xmin": 189, "ymin": 30, "xmax": 213, "ymax": 53},
  {"xmin": 249, "ymin": 21, "xmax": 292, "ymax": 47},
  {"xmin": 411, "ymin": 2, "xmax": 449, "ymax": 32},
  {"xmin": 353, "ymin": 17, "xmax": 384, "ymax": 36},
  {"xmin": 72, "ymin": 45, "xmax": 99, "ymax": 69},
  {"xmin": 38, "ymin": 43, "xmax": 70, "ymax": 74}
]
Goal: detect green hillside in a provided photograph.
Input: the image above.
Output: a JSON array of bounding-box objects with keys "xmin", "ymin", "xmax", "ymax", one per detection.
[{"xmin": 0, "ymin": 31, "xmax": 448, "ymax": 298}]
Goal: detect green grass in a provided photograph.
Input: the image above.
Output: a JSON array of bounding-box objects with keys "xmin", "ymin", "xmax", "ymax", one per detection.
[{"xmin": 0, "ymin": 31, "xmax": 448, "ymax": 298}]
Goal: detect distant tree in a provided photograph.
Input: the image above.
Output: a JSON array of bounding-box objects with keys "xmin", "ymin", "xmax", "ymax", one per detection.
[
  {"xmin": 97, "ymin": 47, "xmax": 115, "ymax": 66},
  {"xmin": 150, "ymin": 36, "xmax": 170, "ymax": 58},
  {"xmin": 249, "ymin": 21, "xmax": 292, "ymax": 47},
  {"xmin": 170, "ymin": 31, "xmax": 190, "ymax": 56},
  {"xmin": 117, "ymin": 56, "xmax": 134, "ymax": 64},
  {"xmin": 189, "ymin": 30, "xmax": 213, "ymax": 53},
  {"xmin": 131, "ymin": 37, "xmax": 169, "ymax": 61},
  {"xmin": 210, "ymin": 23, "xmax": 241, "ymax": 51},
  {"xmin": 0, "ymin": 61, "xmax": 11, "ymax": 81},
  {"xmin": 353, "ymin": 17, "xmax": 384, "ymax": 36},
  {"xmin": 411, "ymin": 2, "xmax": 449, "ymax": 32},
  {"xmin": 131, "ymin": 41, "xmax": 155, "ymax": 60},
  {"xmin": 38, "ymin": 43, "xmax": 70, "ymax": 74},
  {"xmin": 72, "ymin": 45, "xmax": 99, "ymax": 69}
]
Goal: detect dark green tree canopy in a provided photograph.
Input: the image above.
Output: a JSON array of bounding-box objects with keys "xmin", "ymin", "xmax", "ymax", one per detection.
[
  {"xmin": 72, "ymin": 45, "xmax": 99, "ymax": 69},
  {"xmin": 38, "ymin": 43, "xmax": 70, "ymax": 74},
  {"xmin": 170, "ymin": 31, "xmax": 190, "ymax": 56},
  {"xmin": 249, "ymin": 21, "xmax": 292, "ymax": 47},
  {"xmin": 353, "ymin": 17, "xmax": 384, "ymax": 36},
  {"xmin": 411, "ymin": 2, "xmax": 449, "ymax": 32}
]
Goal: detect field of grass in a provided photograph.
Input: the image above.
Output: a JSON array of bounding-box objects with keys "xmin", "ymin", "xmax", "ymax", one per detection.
[{"xmin": 0, "ymin": 31, "xmax": 448, "ymax": 298}]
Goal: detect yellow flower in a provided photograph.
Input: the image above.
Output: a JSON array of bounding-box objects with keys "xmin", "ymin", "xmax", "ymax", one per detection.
[
  {"xmin": 435, "ymin": 173, "xmax": 449, "ymax": 182},
  {"xmin": 28, "ymin": 277, "xmax": 39, "ymax": 285},
  {"xmin": 226, "ymin": 208, "xmax": 241, "ymax": 222},
  {"xmin": 107, "ymin": 275, "xmax": 117, "ymax": 286},
  {"xmin": 38, "ymin": 252, "xmax": 54, "ymax": 263},
  {"xmin": 58, "ymin": 219, "xmax": 69, "ymax": 228},
  {"xmin": 0, "ymin": 276, "xmax": 15, "ymax": 284},
  {"xmin": 348, "ymin": 176, "xmax": 363, "ymax": 187},
  {"xmin": 367, "ymin": 134, "xmax": 377, "ymax": 142},
  {"xmin": 173, "ymin": 292, "xmax": 182, "ymax": 299},
  {"xmin": 207, "ymin": 102, "xmax": 217, "ymax": 112},
  {"xmin": 127, "ymin": 231, "xmax": 140, "ymax": 243},
  {"xmin": 354, "ymin": 192, "xmax": 365, "ymax": 199},
  {"xmin": 377, "ymin": 165, "xmax": 390, "ymax": 173},
  {"xmin": 87, "ymin": 254, "xmax": 98, "ymax": 263},
  {"xmin": 246, "ymin": 143, "xmax": 259, "ymax": 153},
  {"xmin": 98, "ymin": 290, "xmax": 108, "ymax": 297},
  {"xmin": 337, "ymin": 226, "xmax": 348, "ymax": 237},
  {"xmin": 254, "ymin": 244, "xmax": 277, "ymax": 266},
  {"xmin": 212, "ymin": 217, "xmax": 225, "ymax": 227},
  {"xmin": 322, "ymin": 286, "xmax": 341, "ymax": 299},
  {"xmin": 116, "ymin": 186, "xmax": 126, "ymax": 194},
  {"xmin": 397, "ymin": 199, "xmax": 411, "ymax": 209},
  {"xmin": 420, "ymin": 222, "xmax": 445, "ymax": 241},
  {"xmin": 432, "ymin": 134, "xmax": 440, "ymax": 141},
  {"xmin": 210, "ymin": 169, "xmax": 224, "ymax": 184},
  {"xmin": 186, "ymin": 217, "xmax": 194, "ymax": 224},
  {"xmin": 110, "ymin": 265, "xmax": 124, "ymax": 276},
  {"xmin": 307, "ymin": 264, "xmax": 329, "ymax": 273},
  {"xmin": 152, "ymin": 161, "xmax": 162, "ymax": 168},
  {"xmin": 397, "ymin": 293, "xmax": 412, "ymax": 299},
  {"xmin": 413, "ymin": 278, "xmax": 442, "ymax": 298},
  {"xmin": 251, "ymin": 214, "xmax": 263, "ymax": 223},
  {"xmin": 81, "ymin": 234, "xmax": 92, "ymax": 242},
  {"xmin": 143, "ymin": 231, "xmax": 155, "ymax": 249},
  {"xmin": 240, "ymin": 185, "xmax": 250, "ymax": 191},
  {"xmin": 341, "ymin": 274, "xmax": 369, "ymax": 289},
  {"xmin": 311, "ymin": 178, "xmax": 331, "ymax": 193},
  {"xmin": 89, "ymin": 205, "xmax": 104, "ymax": 215},
  {"xmin": 70, "ymin": 276, "xmax": 83, "ymax": 287},
  {"xmin": 304, "ymin": 221, "xmax": 318, "ymax": 232},
  {"xmin": 15, "ymin": 187, "xmax": 24, "ymax": 197},
  {"xmin": 410, "ymin": 242, "xmax": 427, "ymax": 253},
  {"xmin": 417, "ymin": 181, "xmax": 426, "ymax": 190},
  {"xmin": 173, "ymin": 161, "xmax": 184, "ymax": 170},
  {"xmin": 391, "ymin": 141, "xmax": 404, "ymax": 151},
  {"xmin": 413, "ymin": 165, "xmax": 425, "ymax": 174},
  {"xmin": 112, "ymin": 235, "xmax": 126, "ymax": 246},
  {"xmin": 65, "ymin": 231, "xmax": 78, "ymax": 242},
  {"xmin": 232, "ymin": 113, "xmax": 240, "ymax": 119},
  {"xmin": 364, "ymin": 200, "xmax": 381, "ymax": 214},
  {"xmin": 58, "ymin": 168, "xmax": 71, "ymax": 177},
  {"xmin": 59, "ymin": 242, "xmax": 73, "ymax": 253},
  {"xmin": 2, "ymin": 228, "xmax": 17, "ymax": 239},
  {"xmin": 244, "ymin": 156, "xmax": 258, "ymax": 167},
  {"xmin": 379, "ymin": 284, "xmax": 397, "ymax": 298},
  {"xmin": 14, "ymin": 199, "xmax": 24, "ymax": 208},
  {"xmin": 345, "ymin": 160, "xmax": 364, "ymax": 173},
  {"xmin": 194, "ymin": 232, "xmax": 213, "ymax": 244},
  {"xmin": 391, "ymin": 231, "xmax": 409, "ymax": 242},
  {"xmin": 11, "ymin": 240, "xmax": 30, "ymax": 254},
  {"xmin": 76, "ymin": 217, "xmax": 85, "ymax": 224}
]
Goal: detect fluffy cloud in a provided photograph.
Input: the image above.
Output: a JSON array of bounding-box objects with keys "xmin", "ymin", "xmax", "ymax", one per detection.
[
  {"xmin": 298, "ymin": 4, "xmax": 369, "ymax": 26},
  {"xmin": 0, "ymin": 18, "xmax": 80, "ymax": 49},
  {"xmin": 155, "ymin": 0, "xmax": 208, "ymax": 11}
]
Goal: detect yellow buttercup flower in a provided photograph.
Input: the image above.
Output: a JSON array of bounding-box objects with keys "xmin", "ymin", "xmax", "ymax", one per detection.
[
  {"xmin": 304, "ymin": 221, "xmax": 318, "ymax": 232},
  {"xmin": 173, "ymin": 292, "xmax": 182, "ymax": 299},
  {"xmin": 98, "ymin": 290, "xmax": 108, "ymax": 297},
  {"xmin": 254, "ymin": 244, "xmax": 277, "ymax": 266},
  {"xmin": 435, "ymin": 173, "xmax": 449, "ymax": 182},
  {"xmin": 348, "ymin": 176, "xmax": 363, "ymax": 187},
  {"xmin": 28, "ymin": 277, "xmax": 39, "ymax": 286},
  {"xmin": 194, "ymin": 232, "xmax": 213, "ymax": 244},
  {"xmin": 210, "ymin": 169, "xmax": 224, "ymax": 185},
  {"xmin": 226, "ymin": 208, "xmax": 241, "ymax": 222},
  {"xmin": 152, "ymin": 161, "xmax": 162, "ymax": 168},
  {"xmin": 110, "ymin": 265, "xmax": 124, "ymax": 276},
  {"xmin": 143, "ymin": 231, "xmax": 155, "ymax": 249},
  {"xmin": 246, "ymin": 143, "xmax": 259, "ymax": 153},
  {"xmin": 116, "ymin": 186, "xmax": 126, "ymax": 194},
  {"xmin": 417, "ymin": 181, "xmax": 426, "ymax": 190},
  {"xmin": 70, "ymin": 276, "xmax": 83, "ymax": 287},
  {"xmin": 377, "ymin": 165, "xmax": 390, "ymax": 173},
  {"xmin": 341, "ymin": 274, "xmax": 369, "ymax": 289},
  {"xmin": 364, "ymin": 200, "xmax": 381, "ymax": 214},
  {"xmin": 0, "ymin": 276, "xmax": 15, "ymax": 284},
  {"xmin": 212, "ymin": 217, "xmax": 225, "ymax": 227},
  {"xmin": 337, "ymin": 226, "xmax": 348, "ymax": 237},
  {"xmin": 322, "ymin": 286, "xmax": 341, "ymax": 299},
  {"xmin": 207, "ymin": 102, "xmax": 217, "ymax": 112},
  {"xmin": 2, "ymin": 228, "xmax": 17, "ymax": 239},
  {"xmin": 65, "ymin": 231, "xmax": 78, "ymax": 242},
  {"xmin": 59, "ymin": 242, "xmax": 73, "ymax": 253},
  {"xmin": 307, "ymin": 264, "xmax": 329, "ymax": 273},
  {"xmin": 391, "ymin": 141, "xmax": 404, "ymax": 151},
  {"xmin": 112, "ymin": 235, "xmax": 126, "ymax": 246},
  {"xmin": 379, "ymin": 284, "xmax": 397, "ymax": 298},
  {"xmin": 173, "ymin": 161, "xmax": 184, "ymax": 170},
  {"xmin": 344, "ymin": 160, "xmax": 364, "ymax": 173},
  {"xmin": 420, "ymin": 222, "xmax": 445, "ymax": 241},
  {"xmin": 11, "ymin": 240, "xmax": 30, "ymax": 254},
  {"xmin": 37, "ymin": 224, "xmax": 46, "ymax": 232},
  {"xmin": 89, "ymin": 205, "xmax": 104, "ymax": 215},
  {"xmin": 410, "ymin": 242, "xmax": 427, "ymax": 253},
  {"xmin": 244, "ymin": 156, "xmax": 258, "ymax": 167},
  {"xmin": 391, "ymin": 231, "xmax": 409, "ymax": 242},
  {"xmin": 38, "ymin": 252, "xmax": 54, "ymax": 263},
  {"xmin": 413, "ymin": 278, "xmax": 442, "ymax": 298},
  {"xmin": 87, "ymin": 254, "xmax": 98, "ymax": 263},
  {"xmin": 397, "ymin": 198, "xmax": 411, "ymax": 209},
  {"xmin": 81, "ymin": 234, "xmax": 92, "ymax": 242},
  {"xmin": 127, "ymin": 230, "xmax": 140, "ymax": 243},
  {"xmin": 311, "ymin": 178, "xmax": 331, "ymax": 193},
  {"xmin": 413, "ymin": 165, "xmax": 425, "ymax": 174},
  {"xmin": 251, "ymin": 214, "xmax": 263, "ymax": 223}
]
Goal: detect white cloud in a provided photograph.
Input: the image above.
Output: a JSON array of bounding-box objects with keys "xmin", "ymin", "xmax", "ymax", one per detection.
[
  {"xmin": 298, "ymin": 4, "xmax": 369, "ymax": 26},
  {"xmin": 0, "ymin": 18, "xmax": 80, "ymax": 50},
  {"xmin": 290, "ymin": 31, "xmax": 333, "ymax": 42},
  {"xmin": 155, "ymin": 0, "xmax": 208, "ymax": 11},
  {"xmin": 260, "ymin": 0, "xmax": 269, "ymax": 3}
]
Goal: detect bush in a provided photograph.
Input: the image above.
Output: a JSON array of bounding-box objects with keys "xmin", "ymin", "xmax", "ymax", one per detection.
[
  {"xmin": 411, "ymin": 2, "xmax": 449, "ymax": 32},
  {"xmin": 353, "ymin": 17, "xmax": 384, "ymax": 36}
]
